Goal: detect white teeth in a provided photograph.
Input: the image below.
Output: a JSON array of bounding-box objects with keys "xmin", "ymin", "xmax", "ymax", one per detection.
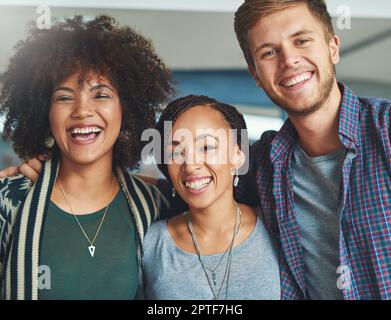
[
  {"xmin": 281, "ymin": 72, "xmax": 312, "ymax": 87},
  {"xmin": 185, "ymin": 178, "xmax": 212, "ymax": 190},
  {"xmin": 71, "ymin": 127, "xmax": 102, "ymax": 134}
]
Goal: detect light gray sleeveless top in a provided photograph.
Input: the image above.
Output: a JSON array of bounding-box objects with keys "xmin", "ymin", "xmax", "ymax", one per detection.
[{"xmin": 142, "ymin": 212, "xmax": 281, "ymax": 300}]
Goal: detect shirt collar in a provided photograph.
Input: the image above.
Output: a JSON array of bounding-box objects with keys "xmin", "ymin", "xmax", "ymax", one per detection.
[
  {"xmin": 270, "ymin": 83, "xmax": 360, "ymax": 163},
  {"xmin": 337, "ymin": 83, "xmax": 361, "ymax": 149}
]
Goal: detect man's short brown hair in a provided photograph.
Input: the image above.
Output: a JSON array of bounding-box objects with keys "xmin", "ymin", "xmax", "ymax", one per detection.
[{"xmin": 234, "ymin": 0, "xmax": 335, "ymax": 67}]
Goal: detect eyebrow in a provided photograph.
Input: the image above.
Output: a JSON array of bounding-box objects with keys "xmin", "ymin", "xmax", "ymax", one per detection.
[
  {"xmin": 89, "ymin": 84, "xmax": 114, "ymax": 92},
  {"xmin": 169, "ymin": 133, "xmax": 219, "ymax": 146},
  {"xmin": 254, "ymin": 30, "xmax": 315, "ymax": 54},
  {"xmin": 52, "ymin": 84, "xmax": 114, "ymax": 94},
  {"xmin": 196, "ymin": 134, "xmax": 219, "ymax": 142},
  {"xmin": 290, "ymin": 30, "xmax": 315, "ymax": 38},
  {"xmin": 52, "ymin": 86, "xmax": 73, "ymax": 93}
]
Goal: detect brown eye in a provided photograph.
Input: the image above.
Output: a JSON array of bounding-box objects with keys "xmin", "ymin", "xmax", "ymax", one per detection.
[
  {"xmin": 201, "ymin": 145, "xmax": 217, "ymax": 152},
  {"xmin": 94, "ymin": 90, "xmax": 111, "ymax": 99},
  {"xmin": 55, "ymin": 96, "xmax": 73, "ymax": 102},
  {"xmin": 95, "ymin": 94, "xmax": 110, "ymax": 99}
]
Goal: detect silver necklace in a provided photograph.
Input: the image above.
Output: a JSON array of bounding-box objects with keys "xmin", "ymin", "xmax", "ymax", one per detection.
[
  {"xmin": 186, "ymin": 205, "xmax": 242, "ymax": 300},
  {"xmin": 186, "ymin": 212, "xmax": 236, "ymax": 287},
  {"xmin": 57, "ymin": 176, "xmax": 114, "ymax": 258}
]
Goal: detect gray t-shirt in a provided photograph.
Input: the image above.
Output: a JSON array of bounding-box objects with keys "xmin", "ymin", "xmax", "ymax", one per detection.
[
  {"xmin": 142, "ymin": 213, "xmax": 280, "ymax": 300},
  {"xmin": 292, "ymin": 142, "xmax": 346, "ymax": 300}
]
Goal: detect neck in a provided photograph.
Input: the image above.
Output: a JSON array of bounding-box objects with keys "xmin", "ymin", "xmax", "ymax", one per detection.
[
  {"xmin": 55, "ymin": 153, "xmax": 117, "ymax": 207},
  {"xmin": 188, "ymin": 188, "xmax": 238, "ymax": 235},
  {"xmin": 289, "ymin": 81, "xmax": 343, "ymax": 157}
]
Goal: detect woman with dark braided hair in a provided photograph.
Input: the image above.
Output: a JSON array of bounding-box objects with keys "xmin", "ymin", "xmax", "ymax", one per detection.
[
  {"xmin": 142, "ymin": 95, "xmax": 281, "ymax": 299},
  {"xmin": 0, "ymin": 15, "xmax": 172, "ymax": 300}
]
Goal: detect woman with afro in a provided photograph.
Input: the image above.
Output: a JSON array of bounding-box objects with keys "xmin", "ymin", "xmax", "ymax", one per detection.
[{"xmin": 0, "ymin": 15, "xmax": 173, "ymax": 300}]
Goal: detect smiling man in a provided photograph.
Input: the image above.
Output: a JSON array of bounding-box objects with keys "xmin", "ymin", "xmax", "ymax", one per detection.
[{"xmin": 234, "ymin": 0, "xmax": 391, "ymax": 300}]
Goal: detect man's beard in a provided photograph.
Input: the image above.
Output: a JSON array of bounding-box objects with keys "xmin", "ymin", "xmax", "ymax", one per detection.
[{"xmin": 269, "ymin": 62, "xmax": 336, "ymax": 117}]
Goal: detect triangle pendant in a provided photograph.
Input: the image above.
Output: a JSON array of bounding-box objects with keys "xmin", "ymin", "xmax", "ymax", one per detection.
[{"xmin": 88, "ymin": 245, "xmax": 96, "ymax": 258}]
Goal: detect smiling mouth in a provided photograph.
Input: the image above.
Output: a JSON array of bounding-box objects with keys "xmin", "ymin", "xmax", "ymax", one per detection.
[
  {"xmin": 184, "ymin": 177, "xmax": 213, "ymax": 191},
  {"xmin": 69, "ymin": 126, "xmax": 103, "ymax": 142},
  {"xmin": 279, "ymin": 71, "xmax": 314, "ymax": 89}
]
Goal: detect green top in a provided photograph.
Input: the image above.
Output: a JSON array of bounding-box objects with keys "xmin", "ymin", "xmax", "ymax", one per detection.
[{"xmin": 39, "ymin": 190, "xmax": 139, "ymax": 300}]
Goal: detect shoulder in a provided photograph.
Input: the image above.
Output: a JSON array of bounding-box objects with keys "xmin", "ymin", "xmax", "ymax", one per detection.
[
  {"xmin": 239, "ymin": 205, "xmax": 272, "ymax": 242},
  {"xmin": 359, "ymin": 96, "xmax": 391, "ymax": 125},
  {"xmin": 249, "ymin": 130, "xmax": 278, "ymax": 171},
  {"xmin": 126, "ymin": 173, "xmax": 161, "ymax": 197},
  {"xmin": 0, "ymin": 174, "xmax": 31, "ymax": 194},
  {"xmin": 259, "ymin": 129, "xmax": 279, "ymax": 143},
  {"xmin": 359, "ymin": 95, "xmax": 391, "ymax": 111},
  {"xmin": 130, "ymin": 174, "xmax": 169, "ymax": 208},
  {"xmin": 250, "ymin": 207, "xmax": 280, "ymax": 256},
  {"xmin": 131, "ymin": 174, "xmax": 171, "ymax": 219},
  {"xmin": 248, "ymin": 130, "xmax": 278, "ymax": 177},
  {"xmin": 145, "ymin": 219, "xmax": 167, "ymax": 236},
  {"xmin": 145, "ymin": 213, "xmax": 187, "ymax": 245},
  {"xmin": 0, "ymin": 174, "xmax": 32, "ymax": 217},
  {"xmin": 358, "ymin": 96, "xmax": 391, "ymax": 150},
  {"xmin": 119, "ymin": 170, "xmax": 170, "ymax": 220},
  {"xmin": 143, "ymin": 219, "xmax": 168, "ymax": 252},
  {"xmin": 251, "ymin": 130, "xmax": 278, "ymax": 154},
  {"xmin": 144, "ymin": 213, "xmax": 188, "ymax": 254}
]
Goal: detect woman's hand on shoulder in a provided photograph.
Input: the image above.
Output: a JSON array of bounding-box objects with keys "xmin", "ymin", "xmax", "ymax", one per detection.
[
  {"xmin": 0, "ymin": 155, "xmax": 47, "ymax": 181},
  {"xmin": 0, "ymin": 165, "xmax": 19, "ymax": 179}
]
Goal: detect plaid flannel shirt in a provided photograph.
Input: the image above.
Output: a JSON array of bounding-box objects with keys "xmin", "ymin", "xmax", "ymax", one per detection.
[{"xmin": 236, "ymin": 84, "xmax": 391, "ymax": 300}]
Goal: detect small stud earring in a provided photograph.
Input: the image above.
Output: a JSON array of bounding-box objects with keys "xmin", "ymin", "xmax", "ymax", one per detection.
[
  {"xmin": 172, "ymin": 187, "xmax": 176, "ymax": 198},
  {"xmin": 44, "ymin": 135, "xmax": 55, "ymax": 149}
]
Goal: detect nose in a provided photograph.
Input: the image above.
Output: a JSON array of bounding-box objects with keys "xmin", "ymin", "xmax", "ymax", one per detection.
[
  {"xmin": 183, "ymin": 149, "xmax": 202, "ymax": 173},
  {"xmin": 278, "ymin": 46, "xmax": 301, "ymax": 69},
  {"xmin": 184, "ymin": 162, "xmax": 203, "ymax": 176},
  {"xmin": 71, "ymin": 95, "xmax": 94, "ymax": 119}
]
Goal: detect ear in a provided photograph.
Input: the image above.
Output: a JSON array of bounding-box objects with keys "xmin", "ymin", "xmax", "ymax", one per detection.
[
  {"xmin": 248, "ymin": 65, "xmax": 262, "ymax": 88},
  {"xmin": 231, "ymin": 144, "xmax": 246, "ymax": 170},
  {"xmin": 329, "ymin": 35, "xmax": 340, "ymax": 65}
]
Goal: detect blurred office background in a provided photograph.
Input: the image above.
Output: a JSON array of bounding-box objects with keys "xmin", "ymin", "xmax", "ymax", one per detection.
[{"xmin": 1, "ymin": 0, "xmax": 391, "ymax": 173}]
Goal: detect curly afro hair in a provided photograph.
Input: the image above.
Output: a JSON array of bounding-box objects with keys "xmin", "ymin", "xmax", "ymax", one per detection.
[{"xmin": 0, "ymin": 14, "xmax": 174, "ymax": 169}]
